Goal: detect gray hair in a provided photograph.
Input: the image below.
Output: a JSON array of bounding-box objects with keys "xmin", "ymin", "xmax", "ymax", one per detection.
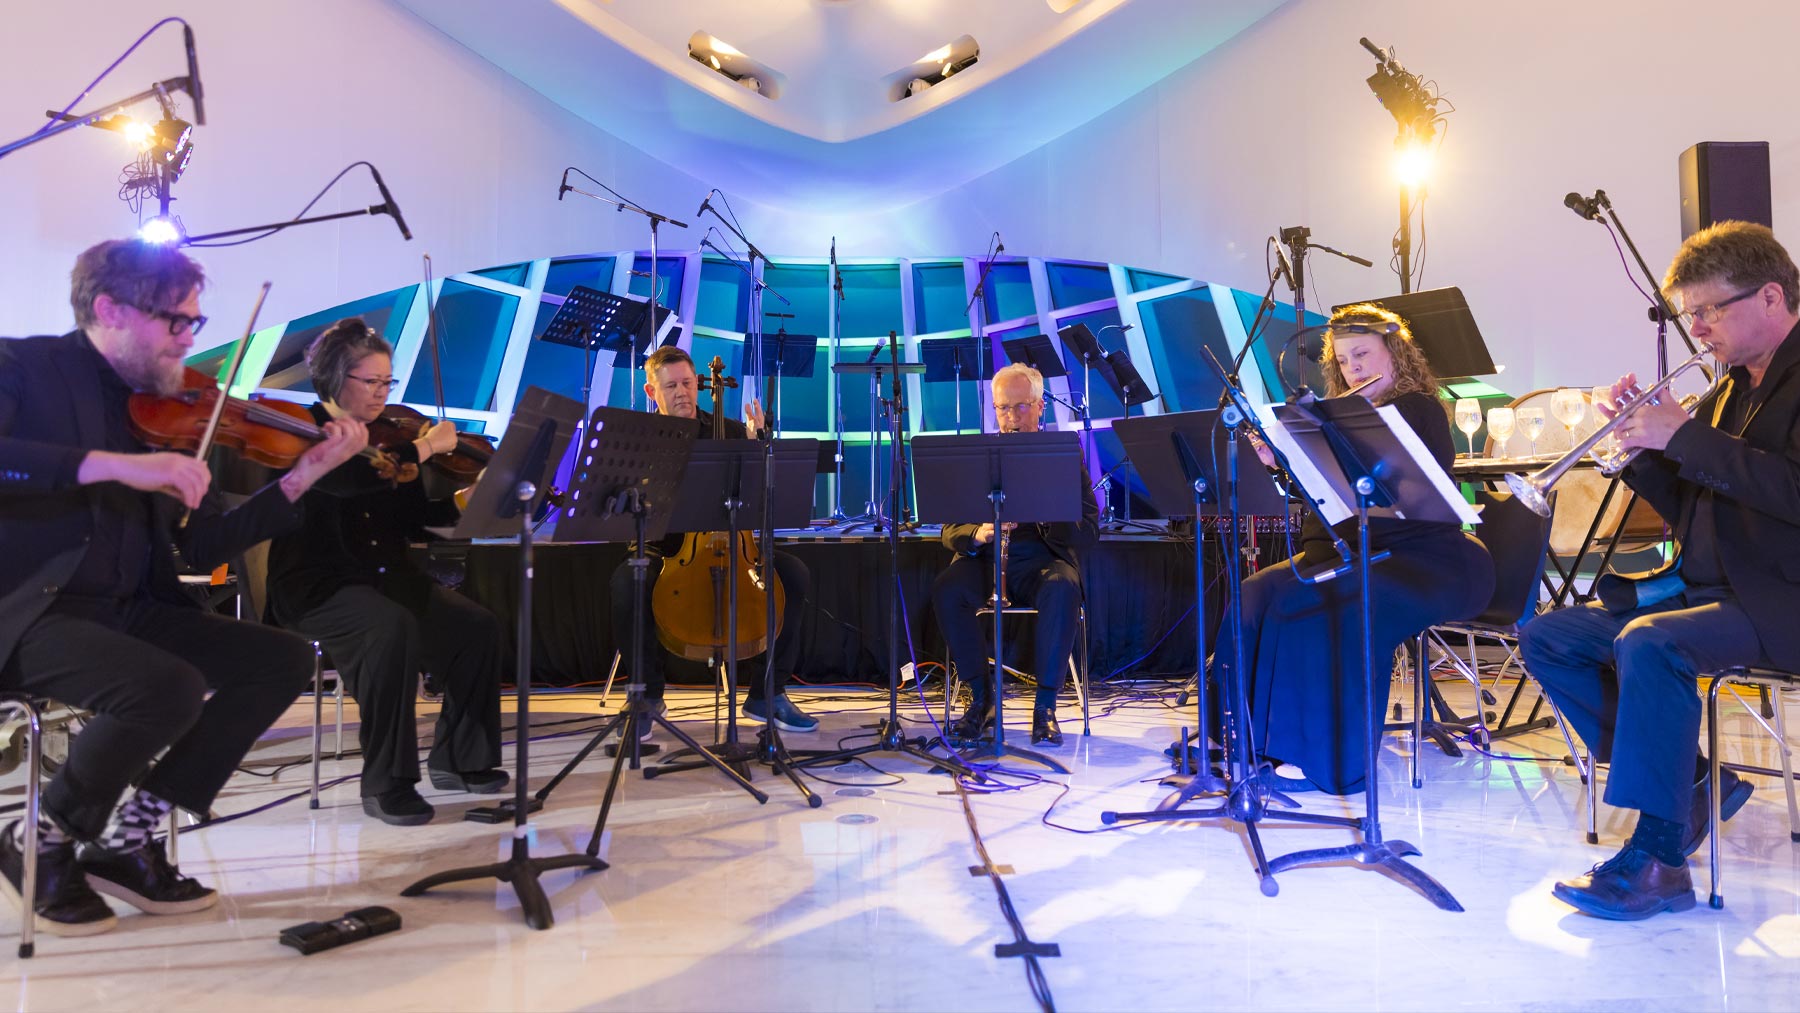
[
  {"xmin": 992, "ymin": 361, "xmax": 1044, "ymax": 402},
  {"xmin": 70, "ymin": 239, "xmax": 206, "ymax": 330},
  {"xmin": 306, "ymin": 318, "xmax": 394, "ymax": 402}
]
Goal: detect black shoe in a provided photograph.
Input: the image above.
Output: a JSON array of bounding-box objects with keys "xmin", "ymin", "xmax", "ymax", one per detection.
[
  {"xmin": 948, "ymin": 701, "xmax": 995, "ymax": 745},
  {"xmin": 78, "ymin": 838, "xmax": 217, "ymax": 915},
  {"xmin": 1684, "ymin": 766, "xmax": 1755, "ymax": 857},
  {"xmin": 428, "ymin": 768, "xmax": 510, "ymax": 794},
  {"xmin": 362, "ymin": 786, "xmax": 435, "ymax": 826},
  {"xmin": 0, "ymin": 822, "xmax": 116, "ymax": 936},
  {"xmin": 1031, "ymin": 708, "xmax": 1064, "ymax": 746},
  {"xmin": 1552, "ymin": 845, "xmax": 1695, "ymax": 921},
  {"xmin": 637, "ymin": 699, "xmax": 666, "ymax": 740}
]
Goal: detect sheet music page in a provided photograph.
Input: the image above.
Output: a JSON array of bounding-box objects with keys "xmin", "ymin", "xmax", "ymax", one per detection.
[
  {"xmin": 1254, "ymin": 403, "xmax": 1352, "ymax": 526},
  {"xmin": 1375, "ymin": 404, "xmax": 1482, "ymax": 526}
]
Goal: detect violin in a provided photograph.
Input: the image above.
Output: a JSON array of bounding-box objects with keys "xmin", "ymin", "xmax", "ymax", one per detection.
[
  {"xmin": 650, "ymin": 356, "xmax": 786, "ymax": 661},
  {"xmin": 130, "ymin": 366, "xmax": 413, "ymax": 482},
  {"xmin": 366, "ymin": 403, "xmax": 494, "ymax": 487}
]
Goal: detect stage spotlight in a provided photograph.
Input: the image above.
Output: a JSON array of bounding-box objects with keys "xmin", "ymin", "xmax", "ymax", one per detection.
[
  {"xmin": 121, "ymin": 117, "xmax": 154, "ymax": 149},
  {"xmin": 151, "ymin": 118, "xmax": 193, "ymax": 163},
  {"xmin": 138, "ymin": 216, "xmax": 182, "ymax": 244},
  {"xmin": 1393, "ymin": 136, "xmax": 1433, "ymax": 188}
]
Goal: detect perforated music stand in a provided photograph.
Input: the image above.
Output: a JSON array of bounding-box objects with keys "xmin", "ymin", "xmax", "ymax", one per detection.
[
  {"xmin": 401, "ymin": 387, "xmax": 598, "ymax": 931},
  {"xmin": 541, "ymin": 285, "xmax": 675, "ymax": 410},
  {"xmin": 744, "ymin": 332, "xmax": 817, "ymax": 436},
  {"xmin": 920, "ymin": 336, "xmax": 995, "ymax": 434},
  {"xmin": 911, "ymin": 432, "xmax": 1084, "ymax": 773},
  {"xmin": 1332, "ymin": 287, "xmax": 1496, "ymax": 379},
  {"xmin": 533, "ymin": 409, "xmax": 774, "ymax": 853}
]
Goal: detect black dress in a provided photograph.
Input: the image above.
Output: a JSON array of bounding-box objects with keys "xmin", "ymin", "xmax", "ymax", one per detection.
[{"xmin": 1218, "ymin": 390, "xmax": 1494, "ymax": 795}]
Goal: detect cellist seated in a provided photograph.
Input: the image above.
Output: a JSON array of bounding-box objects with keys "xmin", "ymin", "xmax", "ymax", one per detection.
[{"xmin": 606, "ymin": 346, "xmax": 818, "ymax": 734}]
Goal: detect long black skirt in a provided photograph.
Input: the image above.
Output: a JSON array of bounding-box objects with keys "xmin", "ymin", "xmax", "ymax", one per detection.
[{"xmin": 1214, "ymin": 528, "xmax": 1494, "ymax": 795}]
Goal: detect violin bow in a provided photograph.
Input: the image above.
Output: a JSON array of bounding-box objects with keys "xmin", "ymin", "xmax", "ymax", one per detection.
[
  {"xmin": 179, "ymin": 281, "xmax": 271, "ymax": 527},
  {"xmin": 420, "ymin": 254, "xmax": 450, "ymax": 424}
]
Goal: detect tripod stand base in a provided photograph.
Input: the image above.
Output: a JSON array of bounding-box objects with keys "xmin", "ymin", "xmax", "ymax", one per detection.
[
  {"xmin": 401, "ymin": 840, "xmax": 607, "ymax": 931},
  {"xmin": 957, "ymin": 737, "xmax": 1070, "ymax": 775},
  {"xmin": 645, "ymin": 739, "xmax": 756, "ymax": 781},
  {"xmin": 796, "ymin": 718, "xmax": 970, "ymax": 778},
  {"xmin": 1267, "ymin": 838, "xmax": 1463, "ymax": 912}
]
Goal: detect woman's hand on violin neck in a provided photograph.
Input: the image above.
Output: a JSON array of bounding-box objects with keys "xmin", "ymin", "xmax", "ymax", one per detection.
[
  {"xmin": 79, "ymin": 450, "xmax": 211, "ymax": 510},
  {"xmin": 415, "ymin": 419, "xmax": 459, "ymax": 460},
  {"xmin": 280, "ymin": 418, "xmax": 368, "ymax": 502}
]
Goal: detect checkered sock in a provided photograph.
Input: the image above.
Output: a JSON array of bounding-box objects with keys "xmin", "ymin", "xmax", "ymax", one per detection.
[
  {"xmin": 99, "ymin": 789, "xmax": 173, "ymax": 852},
  {"xmin": 8, "ymin": 816, "xmax": 68, "ymax": 854}
]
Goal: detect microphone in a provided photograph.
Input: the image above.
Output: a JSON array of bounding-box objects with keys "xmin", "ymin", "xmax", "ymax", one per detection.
[
  {"xmin": 1359, "ymin": 37, "xmax": 1389, "ymax": 64},
  {"xmin": 557, "ymin": 167, "xmax": 570, "ymax": 201},
  {"xmin": 369, "ymin": 165, "xmax": 412, "ymax": 241},
  {"xmin": 1272, "ymin": 245, "xmax": 1295, "ymax": 288},
  {"xmin": 1564, "ymin": 191, "xmax": 1601, "ymax": 222},
  {"xmin": 182, "ymin": 24, "xmax": 205, "ymax": 126},
  {"xmin": 994, "ymin": 232, "xmax": 1004, "ymax": 255},
  {"xmin": 866, "ymin": 341, "xmax": 886, "ymax": 363},
  {"xmin": 696, "ymin": 189, "xmax": 714, "ymax": 219}
]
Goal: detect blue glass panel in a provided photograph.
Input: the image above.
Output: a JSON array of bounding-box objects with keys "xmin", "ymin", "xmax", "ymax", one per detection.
[
  {"xmin": 760, "ymin": 264, "xmax": 829, "ymax": 339},
  {"xmin": 1045, "ymin": 262, "xmax": 1114, "ymax": 309},
  {"xmin": 737, "ymin": 340, "xmax": 830, "ymax": 433},
  {"xmin": 473, "ymin": 263, "xmax": 531, "ymax": 287},
  {"xmin": 696, "ymin": 257, "xmax": 753, "ymax": 332},
  {"xmin": 544, "ymin": 256, "xmax": 616, "ymax": 298},
  {"xmin": 402, "ymin": 280, "xmax": 519, "ymax": 411},
  {"xmin": 1231, "ymin": 289, "xmax": 1326, "ymax": 399},
  {"xmin": 603, "ymin": 353, "xmax": 641, "ymax": 409},
  {"xmin": 261, "ymin": 284, "xmax": 418, "ymax": 392},
  {"xmin": 982, "ymin": 262, "xmax": 1036, "ymax": 325},
  {"xmin": 1127, "ymin": 267, "xmax": 1189, "ymax": 292},
  {"xmin": 688, "ymin": 333, "xmax": 745, "ymax": 420},
  {"xmin": 517, "ymin": 299, "xmax": 600, "ymax": 405},
  {"xmin": 1139, "ymin": 288, "xmax": 1236, "ymax": 413},
  {"xmin": 1053, "ymin": 306, "xmax": 1127, "ymax": 421},
  {"xmin": 628, "ymin": 257, "xmax": 685, "ymax": 313},
  {"xmin": 912, "ymin": 262, "xmax": 967, "ymax": 334},
  {"xmin": 920, "ymin": 369, "xmax": 984, "ymax": 432},
  {"xmin": 838, "ymin": 264, "xmax": 903, "ymax": 338},
  {"xmin": 837, "ymin": 439, "xmax": 909, "ymax": 518}
]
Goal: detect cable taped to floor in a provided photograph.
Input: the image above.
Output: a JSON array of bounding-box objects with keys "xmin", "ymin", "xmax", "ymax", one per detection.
[{"xmin": 951, "ymin": 774, "xmax": 1060, "ymax": 1013}]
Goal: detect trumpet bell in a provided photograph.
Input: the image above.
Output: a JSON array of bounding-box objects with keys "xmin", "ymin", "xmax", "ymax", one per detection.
[{"xmin": 1505, "ymin": 471, "xmax": 1553, "ymax": 518}]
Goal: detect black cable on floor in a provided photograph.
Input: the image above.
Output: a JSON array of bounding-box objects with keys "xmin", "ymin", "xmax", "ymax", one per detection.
[{"xmin": 951, "ymin": 774, "xmax": 1058, "ymax": 1013}]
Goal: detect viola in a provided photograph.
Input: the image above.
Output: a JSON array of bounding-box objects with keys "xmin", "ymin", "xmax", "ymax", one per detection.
[
  {"xmin": 650, "ymin": 356, "xmax": 786, "ymax": 661},
  {"xmin": 129, "ymin": 366, "xmax": 411, "ymax": 482},
  {"xmin": 366, "ymin": 403, "xmax": 495, "ymax": 487}
]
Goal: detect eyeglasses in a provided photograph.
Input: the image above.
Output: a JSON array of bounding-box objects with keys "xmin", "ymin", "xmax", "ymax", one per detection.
[
  {"xmin": 1677, "ymin": 287, "xmax": 1762, "ymax": 327},
  {"xmin": 145, "ymin": 309, "xmax": 207, "ymax": 337},
  {"xmin": 345, "ymin": 374, "xmax": 401, "ymax": 393},
  {"xmin": 994, "ymin": 401, "xmax": 1040, "ymax": 415}
]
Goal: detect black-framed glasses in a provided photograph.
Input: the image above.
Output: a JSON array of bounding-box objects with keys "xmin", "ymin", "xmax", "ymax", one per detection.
[
  {"xmin": 345, "ymin": 374, "xmax": 401, "ymax": 393},
  {"xmin": 1678, "ymin": 287, "xmax": 1762, "ymax": 327},
  {"xmin": 147, "ymin": 309, "xmax": 207, "ymax": 336}
]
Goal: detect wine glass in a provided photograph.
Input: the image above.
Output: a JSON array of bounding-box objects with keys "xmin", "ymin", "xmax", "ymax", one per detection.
[
  {"xmin": 1591, "ymin": 384, "xmax": 1621, "ymax": 467},
  {"xmin": 1551, "ymin": 388, "xmax": 1588, "ymax": 446},
  {"xmin": 1453, "ymin": 398, "xmax": 1482, "ymax": 458},
  {"xmin": 1486, "ymin": 406, "xmax": 1515, "ymax": 459},
  {"xmin": 1517, "ymin": 404, "xmax": 1547, "ymax": 458}
]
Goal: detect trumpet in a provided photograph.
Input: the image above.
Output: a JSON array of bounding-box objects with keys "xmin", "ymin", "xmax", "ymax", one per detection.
[{"xmin": 1504, "ymin": 345, "xmax": 1720, "ymax": 517}]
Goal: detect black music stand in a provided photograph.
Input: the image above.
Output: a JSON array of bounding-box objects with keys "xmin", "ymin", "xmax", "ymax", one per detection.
[
  {"xmin": 643, "ymin": 439, "xmax": 821, "ymax": 807},
  {"xmin": 541, "ymin": 285, "xmax": 675, "ymax": 411},
  {"xmin": 911, "ymin": 432, "xmax": 1084, "ymax": 773},
  {"xmin": 401, "ymin": 388, "xmax": 598, "ymax": 931},
  {"xmin": 1000, "ymin": 334, "xmax": 1065, "ymax": 380},
  {"xmin": 920, "ymin": 336, "xmax": 995, "ymax": 434},
  {"xmin": 1332, "ymin": 287, "xmax": 1496, "ymax": 379},
  {"xmin": 832, "ymin": 358, "xmax": 926, "ymax": 531},
  {"xmin": 537, "ymin": 409, "xmax": 772, "ymax": 855},
  {"xmin": 746, "ymin": 331, "xmax": 817, "ymax": 437}
]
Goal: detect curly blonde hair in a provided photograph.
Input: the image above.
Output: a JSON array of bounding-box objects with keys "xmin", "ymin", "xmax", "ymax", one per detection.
[{"xmin": 1319, "ymin": 303, "xmax": 1439, "ymax": 403}]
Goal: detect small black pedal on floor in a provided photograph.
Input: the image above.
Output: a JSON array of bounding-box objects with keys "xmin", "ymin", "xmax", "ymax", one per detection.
[
  {"xmin": 464, "ymin": 798, "xmax": 544, "ymax": 823},
  {"xmin": 994, "ymin": 941, "xmax": 1060, "ymax": 958}
]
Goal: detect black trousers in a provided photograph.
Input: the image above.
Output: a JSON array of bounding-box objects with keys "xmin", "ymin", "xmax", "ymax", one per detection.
[
  {"xmin": 284, "ymin": 583, "xmax": 503, "ymax": 797},
  {"xmin": 931, "ymin": 543, "xmax": 1081, "ymax": 709},
  {"xmin": 608, "ymin": 549, "xmax": 809, "ymax": 701},
  {"xmin": 0, "ymin": 595, "xmax": 314, "ymax": 838}
]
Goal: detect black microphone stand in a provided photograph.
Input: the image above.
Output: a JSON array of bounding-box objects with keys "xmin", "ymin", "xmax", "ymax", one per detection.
[
  {"xmin": 1, "ymin": 76, "xmax": 199, "ymax": 160},
  {"xmin": 1586, "ymin": 189, "xmax": 1706, "ymax": 369}
]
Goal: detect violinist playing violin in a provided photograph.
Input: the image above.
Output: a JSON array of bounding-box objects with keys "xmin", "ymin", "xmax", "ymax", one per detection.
[
  {"xmin": 265, "ymin": 319, "xmax": 507, "ymax": 826},
  {"xmin": 607, "ymin": 346, "xmax": 819, "ymax": 734},
  {"xmin": 0, "ymin": 239, "xmax": 364, "ymax": 936}
]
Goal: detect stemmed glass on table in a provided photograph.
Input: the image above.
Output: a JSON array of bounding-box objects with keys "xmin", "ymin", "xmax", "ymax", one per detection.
[{"xmin": 1453, "ymin": 398, "xmax": 1482, "ymax": 458}]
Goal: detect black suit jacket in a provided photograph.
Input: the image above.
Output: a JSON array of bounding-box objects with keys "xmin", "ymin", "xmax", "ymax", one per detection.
[
  {"xmin": 1622, "ymin": 322, "xmax": 1800, "ymax": 669},
  {"xmin": 0, "ymin": 331, "xmax": 305, "ymax": 667},
  {"xmin": 940, "ymin": 451, "xmax": 1100, "ymax": 572}
]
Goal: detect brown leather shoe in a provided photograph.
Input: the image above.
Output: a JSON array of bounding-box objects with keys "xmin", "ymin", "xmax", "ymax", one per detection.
[{"xmin": 1552, "ymin": 846, "xmax": 1695, "ymax": 921}]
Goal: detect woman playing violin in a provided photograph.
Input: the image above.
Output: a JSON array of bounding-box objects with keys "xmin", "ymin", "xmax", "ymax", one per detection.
[{"xmin": 266, "ymin": 319, "xmax": 506, "ymax": 826}]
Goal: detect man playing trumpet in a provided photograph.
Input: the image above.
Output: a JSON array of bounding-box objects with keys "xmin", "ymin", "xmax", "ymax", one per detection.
[{"xmin": 1520, "ymin": 221, "xmax": 1800, "ymax": 920}]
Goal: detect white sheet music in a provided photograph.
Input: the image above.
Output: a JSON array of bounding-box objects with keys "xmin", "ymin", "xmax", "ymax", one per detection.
[{"xmin": 1254, "ymin": 403, "xmax": 1480, "ymax": 528}]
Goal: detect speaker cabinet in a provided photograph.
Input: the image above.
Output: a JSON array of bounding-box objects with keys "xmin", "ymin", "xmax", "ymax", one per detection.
[{"xmin": 1679, "ymin": 141, "xmax": 1772, "ymax": 239}]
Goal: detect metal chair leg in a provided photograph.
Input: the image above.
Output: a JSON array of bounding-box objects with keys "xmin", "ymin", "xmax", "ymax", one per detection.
[
  {"xmin": 166, "ymin": 809, "xmax": 179, "ymax": 867},
  {"xmin": 334, "ymin": 674, "xmax": 345, "ymax": 760},
  {"xmin": 1076, "ymin": 610, "xmax": 1091, "ymax": 736},
  {"xmin": 600, "ymin": 650, "xmax": 622, "ymax": 709},
  {"xmin": 1773, "ymin": 685, "xmax": 1799, "ymax": 841},
  {"xmin": 310, "ymin": 642, "xmax": 323, "ymax": 810},
  {"xmin": 0, "ymin": 696, "xmax": 42, "ymax": 958},
  {"xmin": 1584, "ymin": 749, "xmax": 1599, "ymax": 845},
  {"xmin": 1411, "ymin": 633, "xmax": 1426, "ymax": 789},
  {"xmin": 1708, "ymin": 676, "xmax": 1727, "ymax": 908}
]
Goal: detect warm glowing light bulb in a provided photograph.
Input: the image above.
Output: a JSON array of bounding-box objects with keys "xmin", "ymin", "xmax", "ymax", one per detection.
[
  {"xmin": 138, "ymin": 218, "xmax": 180, "ymax": 244},
  {"xmin": 709, "ymin": 53, "xmax": 721, "ymax": 69},
  {"xmin": 709, "ymin": 38, "xmax": 742, "ymax": 57},
  {"xmin": 122, "ymin": 118, "xmax": 153, "ymax": 149},
  {"xmin": 1394, "ymin": 141, "xmax": 1433, "ymax": 188},
  {"xmin": 919, "ymin": 44, "xmax": 953, "ymax": 64}
]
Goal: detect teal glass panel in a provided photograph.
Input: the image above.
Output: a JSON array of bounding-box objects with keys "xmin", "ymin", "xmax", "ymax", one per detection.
[
  {"xmin": 760, "ymin": 264, "xmax": 829, "ymax": 339},
  {"xmin": 185, "ymin": 341, "xmax": 237, "ymax": 377},
  {"xmin": 696, "ymin": 257, "xmax": 753, "ymax": 332},
  {"xmin": 261, "ymin": 285, "xmax": 418, "ymax": 393},
  {"xmin": 1045, "ymin": 262, "xmax": 1115, "ymax": 309},
  {"xmin": 838, "ymin": 264, "xmax": 903, "ymax": 338},
  {"xmin": 1054, "ymin": 307, "xmax": 1127, "ymax": 421},
  {"xmin": 688, "ymin": 333, "xmax": 745, "ymax": 419},
  {"xmin": 1230, "ymin": 289, "xmax": 1326, "ymax": 399},
  {"xmin": 981, "ymin": 262, "xmax": 1036, "ymax": 325},
  {"xmin": 1140, "ymin": 288, "xmax": 1237, "ymax": 413},
  {"xmin": 838, "ymin": 439, "xmax": 908, "ymax": 519},
  {"xmin": 738, "ymin": 339, "xmax": 830, "ymax": 433},
  {"xmin": 628, "ymin": 257, "xmax": 684, "ymax": 312},
  {"xmin": 920, "ymin": 364, "xmax": 984, "ymax": 432},
  {"xmin": 402, "ymin": 279, "xmax": 519, "ymax": 410},
  {"xmin": 912, "ymin": 262, "xmax": 967, "ymax": 334},
  {"xmin": 1127, "ymin": 267, "xmax": 1189, "ymax": 292},
  {"xmin": 473, "ymin": 263, "xmax": 531, "ymax": 287},
  {"xmin": 517, "ymin": 299, "xmax": 598, "ymax": 405},
  {"xmin": 543, "ymin": 256, "xmax": 616, "ymax": 298}
]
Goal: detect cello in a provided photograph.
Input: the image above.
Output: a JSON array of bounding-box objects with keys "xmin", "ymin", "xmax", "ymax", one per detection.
[{"xmin": 650, "ymin": 356, "xmax": 786, "ymax": 661}]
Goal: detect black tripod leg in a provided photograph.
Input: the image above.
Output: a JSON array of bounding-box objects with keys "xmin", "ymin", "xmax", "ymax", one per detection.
[
  {"xmin": 586, "ymin": 710, "xmax": 641, "ymax": 857},
  {"xmin": 760, "ymin": 729, "xmax": 822, "ymax": 808},
  {"xmin": 654, "ymin": 715, "xmax": 770, "ymax": 803},
  {"xmin": 535, "ymin": 712, "xmax": 629, "ymax": 803}
]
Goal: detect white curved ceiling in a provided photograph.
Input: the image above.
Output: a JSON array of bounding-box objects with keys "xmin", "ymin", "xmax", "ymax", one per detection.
[{"xmin": 394, "ymin": 0, "xmax": 1287, "ymax": 212}]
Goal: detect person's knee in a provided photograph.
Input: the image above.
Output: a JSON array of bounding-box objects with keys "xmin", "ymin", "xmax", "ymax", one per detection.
[
  {"xmin": 1035, "ymin": 569, "xmax": 1081, "ymax": 615},
  {"xmin": 126, "ymin": 658, "xmax": 208, "ymax": 731},
  {"xmin": 1614, "ymin": 617, "xmax": 1689, "ymax": 677}
]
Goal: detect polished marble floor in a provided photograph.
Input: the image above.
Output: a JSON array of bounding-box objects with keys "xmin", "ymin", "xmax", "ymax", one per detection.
[{"xmin": 1, "ymin": 677, "xmax": 1797, "ymax": 1012}]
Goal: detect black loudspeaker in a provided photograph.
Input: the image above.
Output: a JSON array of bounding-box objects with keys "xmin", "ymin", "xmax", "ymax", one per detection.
[{"xmin": 1680, "ymin": 141, "xmax": 1772, "ymax": 239}]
